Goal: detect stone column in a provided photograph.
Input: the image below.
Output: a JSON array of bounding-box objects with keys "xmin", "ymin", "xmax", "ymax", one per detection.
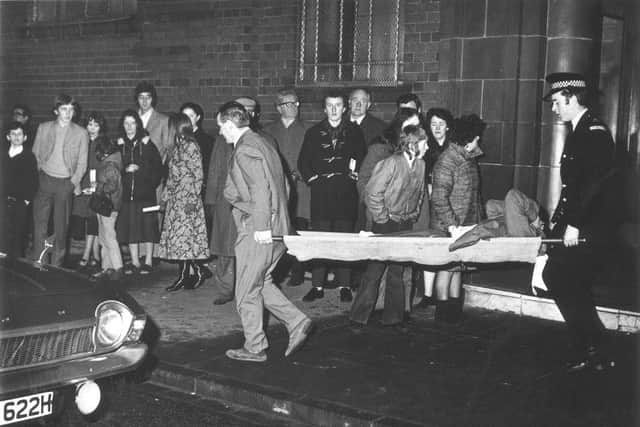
[{"xmin": 538, "ymin": 0, "xmax": 601, "ymax": 219}]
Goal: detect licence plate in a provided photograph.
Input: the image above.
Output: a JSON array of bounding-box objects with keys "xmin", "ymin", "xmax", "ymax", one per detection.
[{"xmin": 0, "ymin": 391, "xmax": 54, "ymax": 425}]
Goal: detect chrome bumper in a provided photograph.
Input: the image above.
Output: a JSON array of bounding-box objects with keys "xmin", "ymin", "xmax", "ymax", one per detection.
[{"xmin": 0, "ymin": 343, "xmax": 148, "ymax": 398}]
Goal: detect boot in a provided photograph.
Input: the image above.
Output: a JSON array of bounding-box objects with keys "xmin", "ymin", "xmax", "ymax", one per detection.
[
  {"xmin": 185, "ymin": 261, "xmax": 207, "ymax": 290},
  {"xmin": 166, "ymin": 261, "xmax": 190, "ymax": 292},
  {"xmin": 434, "ymin": 300, "xmax": 449, "ymax": 322},
  {"xmin": 446, "ymin": 297, "xmax": 463, "ymax": 323}
]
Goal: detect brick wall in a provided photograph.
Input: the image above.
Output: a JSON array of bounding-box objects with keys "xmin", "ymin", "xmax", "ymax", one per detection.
[{"xmin": 0, "ymin": 0, "xmax": 441, "ymax": 136}]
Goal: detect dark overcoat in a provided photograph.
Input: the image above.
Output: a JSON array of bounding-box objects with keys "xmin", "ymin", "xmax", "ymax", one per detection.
[
  {"xmin": 358, "ymin": 113, "xmax": 387, "ymax": 147},
  {"xmin": 205, "ymin": 136, "xmax": 236, "ymax": 256},
  {"xmin": 297, "ymin": 119, "xmax": 366, "ymax": 221}
]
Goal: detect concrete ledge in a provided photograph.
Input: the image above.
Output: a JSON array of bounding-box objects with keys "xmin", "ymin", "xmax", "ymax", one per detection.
[
  {"xmin": 149, "ymin": 362, "xmax": 425, "ymax": 427},
  {"xmin": 464, "ymin": 284, "xmax": 640, "ymax": 333}
]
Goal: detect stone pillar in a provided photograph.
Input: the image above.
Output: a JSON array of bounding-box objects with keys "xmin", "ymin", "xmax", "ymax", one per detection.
[{"xmin": 538, "ymin": 0, "xmax": 601, "ymax": 219}]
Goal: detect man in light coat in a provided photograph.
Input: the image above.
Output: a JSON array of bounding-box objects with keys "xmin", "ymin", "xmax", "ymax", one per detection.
[{"xmin": 221, "ymin": 101, "xmax": 312, "ymax": 362}]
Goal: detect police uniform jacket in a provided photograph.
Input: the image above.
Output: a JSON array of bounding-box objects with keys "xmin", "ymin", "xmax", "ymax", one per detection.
[
  {"xmin": 551, "ymin": 110, "xmax": 615, "ymax": 241},
  {"xmin": 297, "ymin": 119, "xmax": 366, "ymax": 221}
]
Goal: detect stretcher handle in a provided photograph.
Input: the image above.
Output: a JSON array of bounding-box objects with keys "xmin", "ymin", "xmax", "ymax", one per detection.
[
  {"xmin": 274, "ymin": 236, "xmax": 586, "ymax": 243},
  {"xmin": 541, "ymin": 238, "xmax": 586, "ymax": 244}
]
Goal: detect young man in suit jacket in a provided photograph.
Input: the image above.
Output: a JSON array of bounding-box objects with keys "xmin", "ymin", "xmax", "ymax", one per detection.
[
  {"xmin": 135, "ymin": 81, "xmax": 173, "ymax": 162},
  {"xmin": 32, "ymin": 94, "xmax": 89, "ymax": 266},
  {"xmin": 220, "ymin": 101, "xmax": 312, "ymax": 362}
]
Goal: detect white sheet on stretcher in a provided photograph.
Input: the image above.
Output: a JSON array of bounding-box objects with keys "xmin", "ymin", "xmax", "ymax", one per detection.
[{"xmin": 283, "ymin": 231, "xmax": 542, "ymax": 265}]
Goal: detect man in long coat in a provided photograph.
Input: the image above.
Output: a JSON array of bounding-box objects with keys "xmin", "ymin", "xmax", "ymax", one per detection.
[
  {"xmin": 264, "ymin": 88, "xmax": 311, "ymax": 287},
  {"xmin": 205, "ymin": 131, "xmax": 236, "ymax": 305}
]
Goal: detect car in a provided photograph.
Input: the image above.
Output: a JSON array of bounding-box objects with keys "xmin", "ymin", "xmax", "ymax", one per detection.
[{"xmin": 0, "ymin": 254, "xmax": 148, "ymax": 425}]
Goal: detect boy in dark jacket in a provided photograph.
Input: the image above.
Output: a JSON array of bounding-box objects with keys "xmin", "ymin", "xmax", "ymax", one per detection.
[{"xmin": 2, "ymin": 122, "xmax": 38, "ymax": 257}]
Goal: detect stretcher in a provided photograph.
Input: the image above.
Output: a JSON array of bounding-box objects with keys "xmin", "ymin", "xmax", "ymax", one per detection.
[{"xmin": 279, "ymin": 231, "xmax": 543, "ymax": 266}]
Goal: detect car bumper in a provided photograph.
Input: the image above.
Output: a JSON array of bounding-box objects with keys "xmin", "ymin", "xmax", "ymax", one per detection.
[{"xmin": 0, "ymin": 343, "xmax": 148, "ymax": 398}]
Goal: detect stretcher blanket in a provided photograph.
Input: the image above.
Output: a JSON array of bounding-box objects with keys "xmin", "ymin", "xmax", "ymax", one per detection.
[{"xmin": 283, "ymin": 231, "xmax": 542, "ymax": 265}]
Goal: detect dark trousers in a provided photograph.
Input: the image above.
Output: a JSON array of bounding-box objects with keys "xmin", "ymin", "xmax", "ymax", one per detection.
[
  {"xmin": 212, "ymin": 255, "xmax": 235, "ymax": 299},
  {"xmin": 32, "ymin": 173, "xmax": 74, "ymax": 266},
  {"xmin": 543, "ymin": 244, "xmax": 605, "ymax": 354},
  {"xmin": 3, "ymin": 198, "xmax": 29, "ymax": 257},
  {"xmin": 349, "ymin": 219, "xmax": 412, "ymax": 326},
  {"xmin": 311, "ymin": 218, "xmax": 355, "ymax": 288}
]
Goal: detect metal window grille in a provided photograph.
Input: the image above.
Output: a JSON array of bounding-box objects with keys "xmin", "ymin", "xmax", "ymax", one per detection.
[
  {"xmin": 298, "ymin": 0, "xmax": 401, "ymax": 85},
  {"xmin": 28, "ymin": 0, "xmax": 137, "ymax": 25}
]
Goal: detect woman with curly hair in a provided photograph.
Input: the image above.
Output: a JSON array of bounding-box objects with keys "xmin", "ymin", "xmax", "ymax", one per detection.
[{"xmin": 158, "ymin": 113, "xmax": 211, "ymax": 292}]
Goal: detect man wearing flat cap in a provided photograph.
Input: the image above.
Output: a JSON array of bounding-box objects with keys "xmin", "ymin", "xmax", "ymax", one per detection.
[{"xmin": 542, "ymin": 72, "xmax": 616, "ymax": 372}]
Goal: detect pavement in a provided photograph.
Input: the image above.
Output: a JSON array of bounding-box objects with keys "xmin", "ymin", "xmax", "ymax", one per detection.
[{"xmin": 74, "ymin": 253, "xmax": 640, "ymax": 427}]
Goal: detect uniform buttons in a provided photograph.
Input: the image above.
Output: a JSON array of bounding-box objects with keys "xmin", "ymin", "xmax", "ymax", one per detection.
[
  {"xmin": 562, "ymin": 154, "xmax": 567, "ymax": 158},
  {"xmin": 562, "ymin": 184, "xmax": 567, "ymax": 188},
  {"xmin": 562, "ymin": 197, "xmax": 567, "ymax": 201}
]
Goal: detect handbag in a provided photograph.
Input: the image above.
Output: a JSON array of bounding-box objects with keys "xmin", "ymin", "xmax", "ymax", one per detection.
[{"xmin": 89, "ymin": 192, "xmax": 113, "ymax": 216}]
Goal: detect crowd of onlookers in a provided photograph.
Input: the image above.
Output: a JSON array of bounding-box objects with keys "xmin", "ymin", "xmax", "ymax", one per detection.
[
  {"xmin": 2, "ymin": 82, "xmax": 501, "ymax": 326},
  {"xmin": 4, "ymin": 72, "xmax": 617, "ymax": 370}
]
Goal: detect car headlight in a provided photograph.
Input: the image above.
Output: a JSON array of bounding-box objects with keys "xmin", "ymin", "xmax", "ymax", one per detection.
[{"xmin": 94, "ymin": 301, "xmax": 134, "ymax": 351}]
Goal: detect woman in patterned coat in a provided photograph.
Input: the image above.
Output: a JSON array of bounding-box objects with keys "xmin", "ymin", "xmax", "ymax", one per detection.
[{"xmin": 158, "ymin": 113, "xmax": 210, "ymax": 292}]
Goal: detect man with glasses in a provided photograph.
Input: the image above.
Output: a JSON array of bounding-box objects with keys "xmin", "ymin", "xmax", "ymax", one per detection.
[{"xmin": 264, "ymin": 89, "xmax": 311, "ymax": 287}]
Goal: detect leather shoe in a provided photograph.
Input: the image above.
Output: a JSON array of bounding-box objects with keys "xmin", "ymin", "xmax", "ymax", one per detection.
[
  {"xmin": 339, "ymin": 287, "xmax": 353, "ymax": 302},
  {"xmin": 213, "ymin": 295, "xmax": 234, "ymax": 305},
  {"xmin": 382, "ymin": 322, "xmax": 409, "ymax": 334},
  {"xmin": 285, "ymin": 318, "xmax": 313, "ymax": 357},
  {"xmin": 302, "ymin": 287, "xmax": 324, "ymax": 302},
  {"xmin": 225, "ymin": 348, "xmax": 267, "ymax": 362},
  {"xmin": 348, "ymin": 321, "xmax": 366, "ymax": 334}
]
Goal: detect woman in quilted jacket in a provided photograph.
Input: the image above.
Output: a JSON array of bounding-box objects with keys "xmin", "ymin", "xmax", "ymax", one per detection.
[{"xmin": 430, "ymin": 114, "xmax": 486, "ymax": 322}]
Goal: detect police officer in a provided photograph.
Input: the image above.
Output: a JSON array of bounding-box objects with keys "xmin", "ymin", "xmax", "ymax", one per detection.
[{"xmin": 542, "ymin": 72, "xmax": 616, "ymax": 372}]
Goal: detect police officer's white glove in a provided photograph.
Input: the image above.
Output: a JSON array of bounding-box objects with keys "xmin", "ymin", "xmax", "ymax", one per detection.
[
  {"xmin": 563, "ymin": 225, "xmax": 580, "ymax": 247},
  {"xmin": 254, "ymin": 230, "xmax": 273, "ymax": 245}
]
